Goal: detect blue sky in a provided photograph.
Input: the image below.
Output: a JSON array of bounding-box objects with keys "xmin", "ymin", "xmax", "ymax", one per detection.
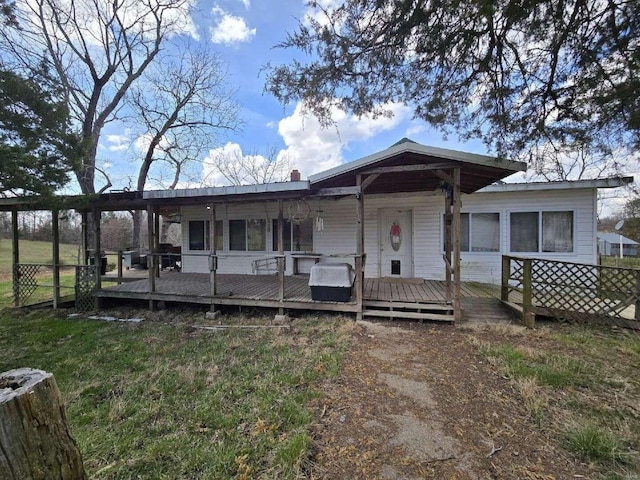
[
  {"xmin": 87, "ymin": 0, "xmax": 631, "ymax": 215},
  {"xmin": 94, "ymin": 0, "xmax": 489, "ymax": 191}
]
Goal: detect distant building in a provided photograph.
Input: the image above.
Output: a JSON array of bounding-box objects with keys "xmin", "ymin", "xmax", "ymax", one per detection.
[{"xmin": 597, "ymin": 232, "xmax": 639, "ymax": 257}]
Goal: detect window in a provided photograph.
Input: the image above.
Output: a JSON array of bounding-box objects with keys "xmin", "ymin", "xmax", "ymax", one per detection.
[
  {"xmin": 189, "ymin": 221, "xmax": 206, "ymax": 250},
  {"xmin": 471, "ymin": 213, "xmax": 500, "ymax": 252},
  {"xmin": 188, "ymin": 220, "xmax": 223, "ymax": 251},
  {"xmin": 443, "ymin": 213, "xmax": 499, "ymax": 252},
  {"xmin": 230, "ymin": 219, "xmax": 266, "ymax": 251},
  {"xmin": 272, "ymin": 218, "xmax": 313, "ymax": 252},
  {"xmin": 542, "ymin": 211, "xmax": 573, "ymax": 252},
  {"xmin": 510, "ymin": 211, "xmax": 573, "ymax": 253}
]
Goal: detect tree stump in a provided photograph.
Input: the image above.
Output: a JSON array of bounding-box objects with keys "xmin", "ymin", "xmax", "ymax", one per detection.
[{"xmin": 0, "ymin": 368, "xmax": 86, "ymax": 480}]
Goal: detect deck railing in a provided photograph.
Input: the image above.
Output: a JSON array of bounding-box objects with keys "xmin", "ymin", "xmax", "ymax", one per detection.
[
  {"xmin": 501, "ymin": 255, "xmax": 640, "ymax": 329},
  {"xmin": 12, "ymin": 263, "xmax": 97, "ymax": 310}
]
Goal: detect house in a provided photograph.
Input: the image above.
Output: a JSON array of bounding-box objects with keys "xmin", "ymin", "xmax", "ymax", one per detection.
[
  {"xmin": 2, "ymin": 139, "xmax": 633, "ymax": 322},
  {"xmin": 174, "ymin": 150, "xmax": 631, "ymax": 286},
  {"xmin": 597, "ymin": 232, "xmax": 639, "ymax": 257}
]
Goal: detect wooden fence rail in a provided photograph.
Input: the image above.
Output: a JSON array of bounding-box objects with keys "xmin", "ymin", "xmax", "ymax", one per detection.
[{"xmin": 501, "ymin": 255, "xmax": 640, "ymax": 330}]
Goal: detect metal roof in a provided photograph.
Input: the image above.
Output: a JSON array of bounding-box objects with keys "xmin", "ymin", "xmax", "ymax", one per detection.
[
  {"xmin": 479, "ymin": 177, "xmax": 633, "ymax": 193},
  {"xmin": 597, "ymin": 232, "xmax": 639, "ymax": 245},
  {"xmin": 143, "ymin": 181, "xmax": 310, "ymax": 200}
]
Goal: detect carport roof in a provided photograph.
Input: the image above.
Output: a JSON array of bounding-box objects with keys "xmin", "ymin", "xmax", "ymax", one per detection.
[{"xmin": 0, "ymin": 139, "xmax": 527, "ymax": 211}]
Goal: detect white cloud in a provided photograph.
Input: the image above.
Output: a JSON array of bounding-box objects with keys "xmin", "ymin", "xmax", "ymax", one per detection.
[
  {"xmin": 134, "ymin": 132, "xmax": 172, "ymax": 154},
  {"xmin": 276, "ymin": 101, "xmax": 411, "ymax": 177},
  {"xmin": 202, "ymin": 142, "xmax": 290, "ymax": 186},
  {"xmin": 210, "ymin": 6, "xmax": 255, "ymax": 45},
  {"xmin": 23, "ymin": 0, "xmax": 198, "ymax": 48},
  {"xmin": 303, "ymin": 0, "xmax": 344, "ymax": 27},
  {"xmin": 238, "ymin": 0, "xmax": 250, "ymax": 8},
  {"xmin": 105, "ymin": 133, "xmax": 131, "ymax": 152}
]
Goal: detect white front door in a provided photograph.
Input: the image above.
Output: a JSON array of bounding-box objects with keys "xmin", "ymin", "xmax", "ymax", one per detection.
[{"xmin": 379, "ymin": 209, "xmax": 413, "ymax": 278}]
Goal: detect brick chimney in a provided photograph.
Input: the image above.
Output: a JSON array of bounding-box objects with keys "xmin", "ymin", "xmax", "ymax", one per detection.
[{"xmin": 290, "ymin": 169, "xmax": 301, "ymax": 181}]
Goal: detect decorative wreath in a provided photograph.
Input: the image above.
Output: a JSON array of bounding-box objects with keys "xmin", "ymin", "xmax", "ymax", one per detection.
[{"xmin": 288, "ymin": 199, "xmax": 311, "ymax": 225}]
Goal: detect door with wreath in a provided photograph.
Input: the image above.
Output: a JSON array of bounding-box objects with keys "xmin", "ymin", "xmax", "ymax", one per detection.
[{"xmin": 378, "ymin": 209, "xmax": 413, "ymax": 278}]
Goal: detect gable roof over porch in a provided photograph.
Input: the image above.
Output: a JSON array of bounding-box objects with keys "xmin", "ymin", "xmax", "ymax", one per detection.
[{"xmin": 309, "ymin": 138, "xmax": 526, "ymax": 195}]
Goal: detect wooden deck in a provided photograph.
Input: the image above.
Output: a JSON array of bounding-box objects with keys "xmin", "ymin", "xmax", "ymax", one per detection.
[{"xmin": 97, "ymin": 272, "xmax": 503, "ymax": 320}]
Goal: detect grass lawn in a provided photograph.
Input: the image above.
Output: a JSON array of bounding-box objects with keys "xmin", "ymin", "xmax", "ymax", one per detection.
[
  {"xmin": 473, "ymin": 323, "xmax": 640, "ymax": 478},
  {"xmin": 0, "ymin": 239, "xmax": 79, "ymax": 278},
  {"xmin": 0, "ymin": 239, "xmax": 84, "ymax": 309},
  {"xmin": 0, "ymin": 309, "xmax": 351, "ymax": 479}
]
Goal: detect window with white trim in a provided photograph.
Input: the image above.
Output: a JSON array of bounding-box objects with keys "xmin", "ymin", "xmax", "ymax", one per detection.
[
  {"xmin": 510, "ymin": 211, "xmax": 573, "ymax": 253},
  {"xmin": 229, "ymin": 219, "xmax": 266, "ymax": 251},
  {"xmin": 443, "ymin": 212, "xmax": 500, "ymax": 252}
]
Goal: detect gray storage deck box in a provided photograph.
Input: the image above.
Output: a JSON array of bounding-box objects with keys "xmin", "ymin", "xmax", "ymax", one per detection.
[{"xmin": 309, "ymin": 263, "xmax": 355, "ymax": 302}]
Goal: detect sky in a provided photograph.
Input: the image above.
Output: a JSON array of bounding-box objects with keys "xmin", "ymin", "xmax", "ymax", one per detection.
[
  {"xmin": 89, "ymin": 0, "xmax": 633, "ymax": 216},
  {"xmin": 94, "ymin": 0, "xmax": 487, "ymax": 189}
]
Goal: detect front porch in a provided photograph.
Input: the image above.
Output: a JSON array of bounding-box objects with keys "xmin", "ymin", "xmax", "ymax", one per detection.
[{"xmin": 96, "ymin": 272, "xmax": 502, "ymax": 321}]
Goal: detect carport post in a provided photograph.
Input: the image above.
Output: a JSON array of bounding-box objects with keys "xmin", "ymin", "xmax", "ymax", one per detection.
[
  {"xmin": 11, "ymin": 207, "xmax": 19, "ymax": 307},
  {"xmin": 93, "ymin": 207, "xmax": 102, "ymax": 310},
  {"xmin": 277, "ymin": 199, "xmax": 285, "ymax": 313},
  {"xmin": 205, "ymin": 202, "xmax": 221, "ymax": 320},
  {"xmin": 147, "ymin": 204, "xmax": 156, "ymax": 310},
  {"xmin": 52, "ymin": 209, "xmax": 60, "ymax": 309}
]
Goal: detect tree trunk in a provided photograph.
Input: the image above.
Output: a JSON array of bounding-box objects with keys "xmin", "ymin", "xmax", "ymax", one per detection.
[{"xmin": 0, "ymin": 368, "xmax": 86, "ymax": 480}]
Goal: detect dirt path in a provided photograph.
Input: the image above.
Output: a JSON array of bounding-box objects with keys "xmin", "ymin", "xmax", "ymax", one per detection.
[{"xmin": 310, "ymin": 320, "xmax": 590, "ymax": 479}]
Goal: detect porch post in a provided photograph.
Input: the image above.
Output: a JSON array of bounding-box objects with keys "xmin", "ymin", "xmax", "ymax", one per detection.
[
  {"xmin": 154, "ymin": 204, "xmax": 160, "ymax": 278},
  {"xmin": 146, "ymin": 204, "xmax": 155, "ymax": 310},
  {"xmin": 522, "ymin": 258, "xmax": 535, "ymax": 327},
  {"xmin": 277, "ymin": 199, "xmax": 285, "ymax": 312},
  {"xmin": 52, "ymin": 209, "xmax": 60, "ymax": 309},
  {"xmin": 81, "ymin": 211, "xmax": 88, "ymax": 265},
  {"xmin": 11, "ymin": 207, "xmax": 19, "ymax": 307},
  {"xmin": 452, "ymin": 167, "xmax": 462, "ymax": 321},
  {"xmin": 208, "ymin": 203, "xmax": 219, "ymax": 316},
  {"xmin": 444, "ymin": 188, "xmax": 452, "ymax": 302},
  {"xmin": 355, "ymin": 175, "xmax": 364, "ymax": 321},
  {"xmin": 93, "ymin": 207, "xmax": 102, "ymax": 310}
]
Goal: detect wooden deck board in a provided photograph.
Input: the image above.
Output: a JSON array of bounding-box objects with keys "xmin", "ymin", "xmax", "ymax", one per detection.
[
  {"xmin": 97, "ymin": 272, "xmax": 503, "ymax": 315},
  {"xmin": 99, "ymin": 273, "xmax": 502, "ymax": 304}
]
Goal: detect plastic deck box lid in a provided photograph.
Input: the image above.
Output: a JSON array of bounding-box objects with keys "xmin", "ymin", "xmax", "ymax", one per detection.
[{"xmin": 308, "ymin": 263, "xmax": 356, "ymax": 288}]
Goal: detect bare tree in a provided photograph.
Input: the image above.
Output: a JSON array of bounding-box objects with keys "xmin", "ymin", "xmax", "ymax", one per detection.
[
  {"xmin": 128, "ymin": 45, "xmax": 240, "ymax": 246},
  {"xmin": 132, "ymin": 45, "xmax": 240, "ymax": 192},
  {"xmin": 2, "ymin": 0, "xmax": 195, "ymax": 195},
  {"xmin": 526, "ymin": 143, "xmax": 626, "ymax": 181},
  {"xmin": 205, "ymin": 146, "xmax": 293, "ymax": 186}
]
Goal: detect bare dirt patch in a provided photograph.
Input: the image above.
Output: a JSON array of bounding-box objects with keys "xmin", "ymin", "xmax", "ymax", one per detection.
[{"xmin": 309, "ymin": 320, "xmax": 592, "ymax": 479}]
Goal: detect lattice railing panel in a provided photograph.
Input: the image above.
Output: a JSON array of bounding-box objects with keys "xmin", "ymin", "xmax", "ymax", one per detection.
[
  {"xmin": 503, "ymin": 255, "xmax": 640, "ymax": 324},
  {"xmin": 75, "ymin": 265, "xmax": 97, "ymax": 311},
  {"xmin": 14, "ymin": 264, "xmax": 42, "ymax": 306}
]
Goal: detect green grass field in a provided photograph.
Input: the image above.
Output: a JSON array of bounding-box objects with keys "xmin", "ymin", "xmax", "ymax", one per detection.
[
  {"xmin": 0, "ymin": 239, "xmax": 87, "ymax": 308},
  {"xmin": 0, "ymin": 310, "xmax": 351, "ymax": 479},
  {"xmin": 0, "ymin": 238, "xmax": 80, "ymax": 277}
]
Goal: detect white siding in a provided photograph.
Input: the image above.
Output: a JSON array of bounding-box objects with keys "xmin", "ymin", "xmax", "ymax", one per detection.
[
  {"xmin": 179, "ymin": 188, "xmax": 597, "ymax": 284},
  {"xmin": 180, "ymin": 200, "xmax": 323, "ymax": 275}
]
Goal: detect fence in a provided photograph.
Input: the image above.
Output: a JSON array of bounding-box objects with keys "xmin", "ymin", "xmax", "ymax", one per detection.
[
  {"xmin": 12, "ymin": 263, "xmax": 99, "ymax": 310},
  {"xmin": 501, "ymin": 255, "xmax": 640, "ymax": 330}
]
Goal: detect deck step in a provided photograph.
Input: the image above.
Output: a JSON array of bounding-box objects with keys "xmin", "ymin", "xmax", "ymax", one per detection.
[
  {"xmin": 362, "ymin": 309, "xmax": 453, "ymax": 322},
  {"xmin": 363, "ymin": 300, "xmax": 452, "ymax": 310},
  {"xmin": 362, "ymin": 299, "xmax": 454, "ymax": 322}
]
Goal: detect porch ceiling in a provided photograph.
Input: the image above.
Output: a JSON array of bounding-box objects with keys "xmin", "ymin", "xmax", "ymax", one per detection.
[{"xmin": 310, "ymin": 140, "xmax": 526, "ymax": 195}]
